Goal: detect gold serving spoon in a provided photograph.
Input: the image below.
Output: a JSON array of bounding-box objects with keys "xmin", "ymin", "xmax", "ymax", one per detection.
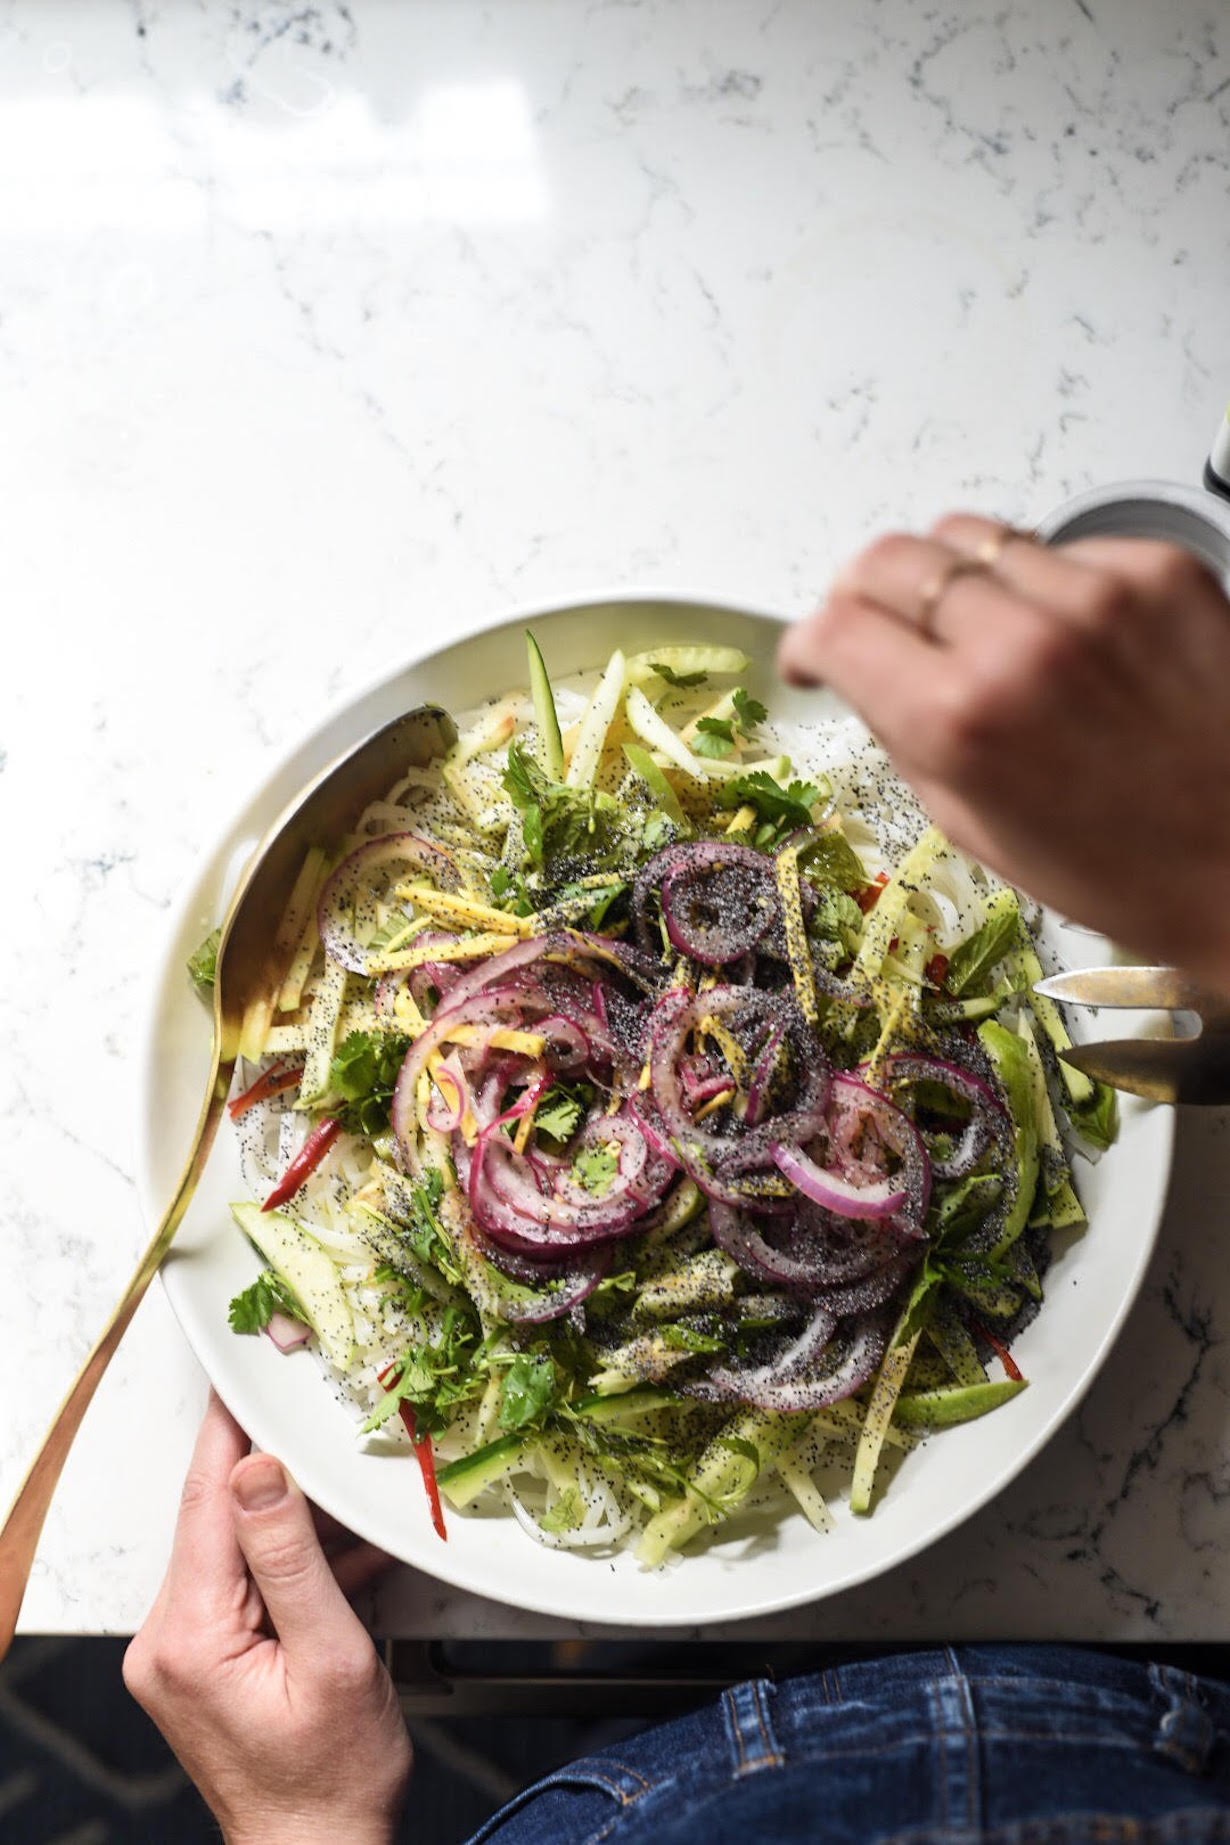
[{"xmin": 0, "ymin": 702, "xmax": 457, "ymax": 1658}]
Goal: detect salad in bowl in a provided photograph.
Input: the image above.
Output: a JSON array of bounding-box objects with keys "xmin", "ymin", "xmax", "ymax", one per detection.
[{"xmin": 191, "ymin": 634, "xmax": 1116, "ymax": 1568}]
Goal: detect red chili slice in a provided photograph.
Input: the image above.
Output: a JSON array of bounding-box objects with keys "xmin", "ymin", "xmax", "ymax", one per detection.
[
  {"xmin": 971, "ymin": 1319, "xmax": 1024, "ymax": 1382},
  {"xmin": 378, "ymin": 1361, "xmax": 448, "ymax": 1541},
  {"xmin": 229, "ymin": 1061, "xmax": 306, "ymax": 1120},
  {"xmin": 261, "ymin": 1116, "xmax": 343, "ymax": 1211},
  {"xmin": 855, "ymin": 872, "xmax": 890, "ymax": 913}
]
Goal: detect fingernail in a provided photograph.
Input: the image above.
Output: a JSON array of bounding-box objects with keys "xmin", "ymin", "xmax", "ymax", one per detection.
[{"xmin": 232, "ymin": 1457, "xmax": 287, "ymax": 1512}]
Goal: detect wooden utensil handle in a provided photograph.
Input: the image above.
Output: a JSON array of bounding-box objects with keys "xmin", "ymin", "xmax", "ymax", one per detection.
[{"xmin": 0, "ymin": 1059, "xmax": 233, "ymax": 1659}]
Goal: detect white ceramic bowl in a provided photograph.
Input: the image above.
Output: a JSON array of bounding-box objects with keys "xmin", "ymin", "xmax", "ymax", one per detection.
[{"xmin": 136, "ymin": 593, "xmax": 1174, "ymax": 1628}]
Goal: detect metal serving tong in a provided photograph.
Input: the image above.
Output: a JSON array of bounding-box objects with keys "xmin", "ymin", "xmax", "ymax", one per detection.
[{"xmin": 1033, "ymin": 966, "xmax": 1230, "ymax": 1105}]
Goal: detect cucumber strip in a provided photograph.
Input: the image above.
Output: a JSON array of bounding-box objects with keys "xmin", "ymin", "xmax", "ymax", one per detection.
[
  {"xmin": 851, "ymin": 825, "xmax": 954, "ymax": 987},
  {"xmin": 296, "ymin": 958, "xmax": 348, "ymax": 1102},
  {"xmin": 776, "ymin": 1450, "xmax": 834, "ymax": 1534},
  {"xmin": 278, "ymin": 852, "xmax": 335, "ymax": 1012},
  {"xmin": 637, "ymin": 1410, "xmax": 802, "ymax": 1567},
  {"xmin": 230, "ymin": 1201, "xmax": 355, "ymax": 1371},
  {"xmin": 435, "ymin": 1433, "xmax": 527, "ymax": 1510},
  {"xmin": 624, "ymin": 684, "xmax": 746, "ymax": 784},
  {"xmin": 571, "ymin": 1385, "xmax": 682, "ymax": 1423},
  {"xmin": 273, "ymin": 846, "xmax": 329, "ymax": 961},
  {"xmin": 625, "ymin": 644, "xmax": 750, "ymax": 685},
  {"xmin": 526, "ymin": 631, "xmax": 565, "ymax": 781},
  {"xmin": 976, "ymin": 1020, "xmax": 1040, "ymax": 1258},
  {"xmin": 622, "ymin": 741, "xmax": 688, "ymax": 826},
  {"xmin": 1016, "ymin": 1013, "xmax": 1086, "ymax": 1228},
  {"xmin": 850, "ymin": 1324, "xmax": 922, "ymax": 1515},
  {"xmin": 775, "ymin": 843, "xmax": 819, "ymax": 1025},
  {"xmin": 893, "ymin": 1377, "xmax": 1027, "ymax": 1428},
  {"xmin": 926, "ymin": 1303, "xmax": 987, "ymax": 1387},
  {"xmin": 633, "ymin": 1248, "xmax": 740, "ymax": 1320},
  {"xmin": 565, "ymin": 647, "xmax": 626, "ymax": 788},
  {"xmin": 804, "ymin": 1399, "xmax": 917, "ymax": 1453}
]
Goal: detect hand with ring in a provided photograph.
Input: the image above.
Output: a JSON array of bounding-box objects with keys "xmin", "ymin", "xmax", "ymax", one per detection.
[{"xmin": 779, "ymin": 512, "xmax": 1230, "ymax": 991}]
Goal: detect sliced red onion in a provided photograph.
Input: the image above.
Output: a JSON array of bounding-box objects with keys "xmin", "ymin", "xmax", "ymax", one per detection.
[
  {"xmin": 318, "ymin": 834, "xmax": 458, "ymax": 974},
  {"xmin": 462, "ymin": 1217, "xmax": 610, "ymax": 1322},
  {"xmin": 659, "ymin": 842, "xmax": 780, "ymax": 966},
  {"xmin": 882, "ymin": 1051, "xmax": 1011, "ymax": 1180},
  {"xmin": 686, "ymin": 1310, "xmax": 888, "ymax": 1411},
  {"xmin": 710, "ymin": 1198, "xmax": 909, "ymax": 1293},
  {"xmin": 264, "ymin": 1311, "xmax": 311, "ymax": 1352},
  {"xmin": 424, "ymin": 1054, "xmax": 468, "ymax": 1134},
  {"xmin": 773, "ymin": 1142, "xmax": 908, "ymax": 1220},
  {"xmin": 743, "ymin": 1020, "xmax": 787, "ymax": 1127}
]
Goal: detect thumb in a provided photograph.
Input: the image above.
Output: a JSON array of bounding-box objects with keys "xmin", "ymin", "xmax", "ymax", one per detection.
[{"xmin": 229, "ymin": 1455, "xmax": 371, "ymax": 1663}]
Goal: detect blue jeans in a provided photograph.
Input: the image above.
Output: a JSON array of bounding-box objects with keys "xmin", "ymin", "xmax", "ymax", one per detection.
[{"xmin": 465, "ymin": 1646, "xmax": 1230, "ymax": 1843}]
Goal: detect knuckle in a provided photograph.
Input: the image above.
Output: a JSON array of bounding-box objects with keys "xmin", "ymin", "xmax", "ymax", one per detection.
[
  {"xmin": 859, "ymin": 530, "xmax": 915, "ymax": 575},
  {"xmin": 930, "ymin": 511, "xmax": 974, "ymax": 545},
  {"xmin": 1022, "ymin": 617, "xmax": 1092, "ymax": 679},
  {"xmin": 178, "ymin": 1469, "xmax": 215, "ymax": 1516},
  {"xmin": 250, "ymin": 1532, "xmax": 318, "ymax": 1590},
  {"xmin": 1140, "ymin": 541, "xmax": 1209, "ymax": 602},
  {"xmin": 121, "ymin": 1636, "xmax": 152, "ymax": 1700},
  {"xmin": 316, "ymin": 1638, "xmax": 382, "ymax": 1702},
  {"xmin": 1076, "ymin": 574, "xmax": 1134, "ymax": 632},
  {"xmin": 925, "ymin": 671, "xmax": 1020, "ymax": 776}
]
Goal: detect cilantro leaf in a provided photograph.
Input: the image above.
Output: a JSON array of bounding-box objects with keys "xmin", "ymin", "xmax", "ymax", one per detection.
[
  {"xmin": 498, "ymin": 1353, "xmax": 558, "ymax": 1431},
  {"xmin": 573, "ymin": 1143, "xmax": 619, "ymax": 1194},
  {"xmin": 490, "ymin": 864, "xmax": 535, "ymax": 916},
  {"xmin": 534, "ymin": 1082, "xmax": 588, "ymax": 1144},
  {"xmin": 732, "ymin": 688, "xmax": 768, "ymax": 733},
  {"xmin": 228, "ymin": 1269, "xmax": 304, "ymax": 1335},
  {"xmin": 650, "ymin": 661, "xmax": 708, "ymax": 688},
  {"xmin": 692, "ymin": 717, "xmax": 736, "ymax": 759},
  {"xmin": 714, "ymin": 771, "xmax": 828, "ymax": 843},
  {"xmin": 502, "ymin": 740, "xmax": 618, "ymax": 870},
  {"xmin": 188, "ymin": 927, "xmax": 221, "ymax": 994},
  {"xmin": 363, "ymin": 1297, "xmax": 482, "ymax": 1438},
  {"xmin": 328, "ymin": 1029, "xmax": 411, "ymax": 1137}
]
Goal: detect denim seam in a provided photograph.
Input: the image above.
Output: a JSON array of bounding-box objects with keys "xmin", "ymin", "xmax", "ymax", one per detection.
[{"xmin": 723, "ymin": 1680, "xmax": 785, "ymax": 1777}]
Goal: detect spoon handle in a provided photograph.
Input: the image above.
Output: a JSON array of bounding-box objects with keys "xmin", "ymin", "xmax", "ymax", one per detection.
[{"xmin": 0, "ymin": 1050, "xmax": 235, "ymax": 1659}]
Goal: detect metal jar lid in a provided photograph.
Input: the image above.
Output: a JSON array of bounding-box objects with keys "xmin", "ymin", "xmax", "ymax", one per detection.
[{"xmin": 1037, "ymin": 479, "xmax": 1230, "ymax": 590}]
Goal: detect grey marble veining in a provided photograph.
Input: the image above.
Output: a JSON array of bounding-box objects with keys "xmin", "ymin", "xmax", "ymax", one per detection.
[{"xmin": 1, "ymin": 0, "xmax": 1228, "ymax": 1638}]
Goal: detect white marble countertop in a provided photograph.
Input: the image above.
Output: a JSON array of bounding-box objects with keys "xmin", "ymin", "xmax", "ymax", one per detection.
[{"xmin": 3, "ymin": 0, "xmax": 1229, "ymax": 1641}]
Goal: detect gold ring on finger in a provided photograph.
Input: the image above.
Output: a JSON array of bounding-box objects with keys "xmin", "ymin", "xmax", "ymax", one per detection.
[
  {"xmin": 974, "ymin": 523, "xmax": 1037, "ymax": 567},
  {"xmin": 915, "ymin": 556, "xmax": 986, "ymax": 641}
]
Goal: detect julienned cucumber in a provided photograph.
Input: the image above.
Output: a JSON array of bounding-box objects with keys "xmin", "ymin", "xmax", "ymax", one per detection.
[
  {"xmin": 526, "ymin": 631, "xmax": 565, "ymax": 781},
  {"xmin": 435, "ymin": 1433, "xmax": 526, "ymax": 1509},
  {"xmin": 893, "ymin": 1377, "xmax": 1027, "ymax": 1428},
  {"xmin": 230, "ymin": 1201, "xmax": 355, "ymax": 1371}
]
